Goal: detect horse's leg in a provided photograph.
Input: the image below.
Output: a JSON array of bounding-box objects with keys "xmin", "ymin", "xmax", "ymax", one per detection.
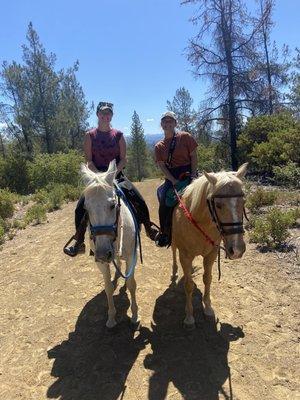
[
  {"xmin": 97, "ymin": 262, "xmax": 117, "ymax": 328},
  {"xmin": 179, "ymin": 250, "xmax": 195, "ymax": 326},
  {"xmin": 202, "ymin": 249, "xmax": 218, "ymax": 317},
  {"xmin": 171, "ymin": 243, "xmax": 178, "ymax": 282},
  {"xmin": 125, "ymin": 263, "xmax": 138, "ymax": 324}
]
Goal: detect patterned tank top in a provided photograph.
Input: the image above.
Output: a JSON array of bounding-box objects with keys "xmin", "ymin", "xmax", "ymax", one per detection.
[{"xmin": 88, "ymin": 128, "xmax": 123, "ymax": 171}]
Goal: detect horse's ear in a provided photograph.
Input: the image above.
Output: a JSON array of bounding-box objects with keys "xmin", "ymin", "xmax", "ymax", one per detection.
[
  {"xmin": 80, "ymin": 163, "xmax": 96, "ymax": 186},
  {"xmin": 105, "ymin": 160, "xmax": 117, "ymax": 185},
  {"xmin": 235, "ymin": 163, "xmax": 248, "ymax": 179},
  {"xmin": 204, "ymin": 171, "xmax": 218, "ymax": 185}
]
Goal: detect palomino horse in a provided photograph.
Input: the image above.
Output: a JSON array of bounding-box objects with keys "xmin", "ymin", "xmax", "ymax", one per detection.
[
  {"xmin": 81, "ymin": 160, "xmax": 139, "ymax": 328},
  {"xmin": 171, "ymin": 163, "xmax": 248, "ymax": 327}
]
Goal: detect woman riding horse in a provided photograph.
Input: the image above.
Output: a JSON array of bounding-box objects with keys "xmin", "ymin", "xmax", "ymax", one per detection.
[
  {"xmin": 154, "ymin": 111, "xmax": 198, "ymax": 247},
  {"xmin": 64, "ymin": 101, "xmax": 158, "ymax": 257}
]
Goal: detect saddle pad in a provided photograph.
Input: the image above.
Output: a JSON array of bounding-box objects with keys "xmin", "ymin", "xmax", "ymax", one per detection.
[{"xmin": 165, "ymin": 179, "xmax": 190, "ymax": 207}]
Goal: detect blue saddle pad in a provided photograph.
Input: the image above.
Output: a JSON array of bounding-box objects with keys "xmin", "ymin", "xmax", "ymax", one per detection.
[{"xmin": 165, "ymin": 179, "xmax": 190, "ymax": 207}]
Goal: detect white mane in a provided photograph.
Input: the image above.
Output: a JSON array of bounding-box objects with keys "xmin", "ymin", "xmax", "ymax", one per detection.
[{"xmin": 80, "ymin": 160, "xmax": 117, "ymax": 189}]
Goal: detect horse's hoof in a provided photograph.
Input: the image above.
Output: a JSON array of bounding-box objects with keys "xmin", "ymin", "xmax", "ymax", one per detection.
[
  {"xmin": 130, "ymin": 319, "xmax": 141, "ymax": 330},
  {"xmin": 130, "ymin": 316, "xmax": 139, "ymax": 325},
  {"xmin": 203, "ymin": 306, "xmax": 215, "ymax": 318},
  {"xmin": 183, "ymin": 321, "xmax": 196, "ymax": 330},
  {"xmin": 183, "ymin": 316, "xmax": 195, "ymax": 329},
  {"xmin": 106, "ymin": 320, "xmax": 117, "ymax": 329}
]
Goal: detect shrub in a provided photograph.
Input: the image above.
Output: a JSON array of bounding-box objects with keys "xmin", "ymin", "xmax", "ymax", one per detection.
[
  {"xmin": 0, "ymin": 225, "xmax": 4, "ymax": 245},
  {"xmin": 246, "ymin": 187, "xmax": 277, "ymax": 212},
  {"xmin": 12, "ymin": 219, "xmax": 27, "ymax": 230},
  {"xmin": 32, "ymin": 188, "xmax": 50, "ymax": 205},
  {"xmin": 0, "ymin": 189, "xmax": 15, "ymax": 219},
  {"xmin": 45, "ymin": 185, "xmax": 65, "ymax": 211},
  {"xmin": 273, "ymin": 162, "xmax": 300, "ymax": 188},
  {"xmin": 28, "ymin": 150, "xmax": 84, "ymax": 191},
  {"xmin": 238, "ymin": 112, "xmax": 297, "ymax": 167},
  {"xmin": 0, "ymin": 153, "xmax": 30, "ymax": 194},
  {"xmin": 25, "ymin": 204, "xmax": 47, "ymax": 225},
  {"xmin": 0, "ymin": 216, "xmax": 10, "ymax": 232},
  {"xmin": 249, "ymin": 207, "xmax": 297, "ymax": 247}
]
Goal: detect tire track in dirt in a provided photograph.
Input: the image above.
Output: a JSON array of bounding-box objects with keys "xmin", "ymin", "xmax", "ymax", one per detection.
[{"xmin": 0, "ymin": 179, "xmax": 299, "ymax": 399}]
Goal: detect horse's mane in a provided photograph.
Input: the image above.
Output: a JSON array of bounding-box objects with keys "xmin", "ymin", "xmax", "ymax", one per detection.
[{"xmin": 183, "ymin": 171, "xmax": 242, "ymax": 213}]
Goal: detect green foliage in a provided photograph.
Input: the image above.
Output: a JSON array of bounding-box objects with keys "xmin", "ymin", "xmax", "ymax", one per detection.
[
  {"xmin": 12, "ymin": 219, "xmax": 27, "ymax": 230},
  {"xmin": 238, "ymin": 113, "xmax": 295, "ymax": 161},
  {"xmin": 0, "ymin": 225, "xmax": 4, "ymax": 244},
  {"xmin": 249, "ymin": 207, "xmax": 299, "ymax": 247},
  {"xmin": 44, "ymin": 185, "xmax": 65, "ymax": 211},
  {"xmin": 25, "ymin": 204, "xmax": 47, "ymax": 225},
  {"xmin": 0, "ymin": 189, "xmax": 15, "ymax": 219},
  {"xmin": 197, "ymin": 143, "xmax": 227, "ymax": 172},
  {"xmin": 166, "ymin": 87, "xmax": 197, "ymax": 134},
  {"xmin": 0, "ymin": 23, "xmax": 89, "ymax": 156},
  {"xmin": 273, "ymin": 162, "xmax": 300, "ymax": 188},
  {"xmin": 0, "ymin": 216, "xmax": 9, "ymax": 232},
  {"xmin": 126, "ymin": 111, "xmax": 148, "ymax": 181},
  {"xmin": 0, "ymin": 153, "xmax": 31, "ymax": 194},
  {"xmin": 246, "ymin": 188, "xmax": 277, "ymax": 212},
  {"xmin": 28, "ymin": 150, "xmax": 84, "ymax": 191},
  {"xmin": 251, "ymin": 127, "xmax": 300, "ymax": 174}
]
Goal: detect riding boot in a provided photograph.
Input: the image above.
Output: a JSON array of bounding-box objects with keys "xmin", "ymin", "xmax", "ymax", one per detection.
[
  {"xmin": 155, "ymin": 205, "xmax": 173, "ymax": 247},
  {"xmin": 143, "ymin": 220, "xmax": 159, "ymax": 241}
]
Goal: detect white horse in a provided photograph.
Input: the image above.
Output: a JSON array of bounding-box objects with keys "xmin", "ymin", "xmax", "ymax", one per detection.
[{"xmin": 81, "ymin": 160, "xmax": 138, "ymax": 328}]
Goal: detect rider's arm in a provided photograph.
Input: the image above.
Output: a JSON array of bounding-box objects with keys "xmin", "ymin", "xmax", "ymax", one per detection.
[
  {"xmin": 84, "ymin": 132, "xmax": 99, "ymax": 172},
  {"xmin": 157, "ymin": 161, "xmax": 178, "ymax": 185},
  {"xmin": 117, "ymin": 135, "xmax": 126, "ymax": 173}
]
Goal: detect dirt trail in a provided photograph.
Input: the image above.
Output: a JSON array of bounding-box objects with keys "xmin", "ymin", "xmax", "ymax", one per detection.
[{"xmin": 0, "ymin": 179, "xmax": 299, "ymax": 400}]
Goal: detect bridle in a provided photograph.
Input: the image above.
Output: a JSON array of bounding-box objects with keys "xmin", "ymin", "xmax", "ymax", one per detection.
[
  {"xmin": 87, "ymin": 185, "xmax": 142, "ymax": 280},
  {"xmin": 206, "ymin": 193, "xmax": 246, "ymax": 237},
  {"xmin": 89, "ymin": 193, "xmax": 121, "ymax": 242}
]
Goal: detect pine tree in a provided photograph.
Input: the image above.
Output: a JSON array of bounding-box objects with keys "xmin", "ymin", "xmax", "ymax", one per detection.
[
  {"xmin": 183, "ymin": 0, "xmax": 261, "ymax": 169},
  {"xmin": 0, "ymin": 23, "xmax": 89, "ymax": 155},
  {"xmin": 127, "ymin": 111, "xmax": 148, "ymax": 181},
  {"xmin": 167, "ymin": 87, "xmax": 197, "ymax": 134}
]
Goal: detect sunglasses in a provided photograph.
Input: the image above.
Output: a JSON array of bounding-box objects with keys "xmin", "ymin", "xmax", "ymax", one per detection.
[
  {"xmin": 162, "ymin": 118, "xmax": 175, "ymax": 123},
  {"xmin": 98, "ymin": 102, "xmax": 113, "ymax": 108}
]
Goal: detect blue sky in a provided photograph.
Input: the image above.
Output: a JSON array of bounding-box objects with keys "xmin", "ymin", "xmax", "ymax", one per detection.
[{"xmin": 1, "ymin": 0, "xmax": 299, "ymax": 135}]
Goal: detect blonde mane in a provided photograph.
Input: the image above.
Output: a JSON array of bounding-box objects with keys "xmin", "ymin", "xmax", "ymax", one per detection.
[{"xmin": 183, "ymin": 171, "xmax": 243, "ymax": 214}]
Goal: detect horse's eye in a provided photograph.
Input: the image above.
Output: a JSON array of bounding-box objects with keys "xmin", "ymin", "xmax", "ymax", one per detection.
[{"xmin": 110, "ymin": 203, "xmax": 116, "ymax": 210}]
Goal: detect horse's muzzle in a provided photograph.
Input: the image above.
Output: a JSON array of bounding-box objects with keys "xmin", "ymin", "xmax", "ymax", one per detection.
[
  {"xmin": 95, "ymin": 249, "xmax": 113, "ymax": 263},
  {"xmin": 226, "ymin": 242, "xmax": 246, "ymax": 260}
]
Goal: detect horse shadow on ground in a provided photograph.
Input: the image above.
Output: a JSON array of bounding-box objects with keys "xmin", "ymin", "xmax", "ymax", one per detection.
[
  {"xmin": 47, "ymin": 278, "xmax": 244, "ymax": 400},
  {"xmin": 47, "ymin": 283, "xmax": 150, "ymax": 400},
  {"xmin": 144, "ymin": 279, "xmax": 244, "ymax": 400}
]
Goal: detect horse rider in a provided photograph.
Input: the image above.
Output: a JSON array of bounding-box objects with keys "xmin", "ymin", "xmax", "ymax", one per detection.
[
  {"xmin": 154, "ymin": 111, "xmax": 198, "ymax": 247},
  {"xmin": 64, "ymin": 101, "xmax": 158, "ymax": 257}
]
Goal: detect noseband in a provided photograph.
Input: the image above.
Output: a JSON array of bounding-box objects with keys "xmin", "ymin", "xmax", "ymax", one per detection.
[
  {"xmin": 207, "ymin": 193, "xmax": 246, "ymax": 236},
  {"xmin": 89, "ymin": 194, "xmax": 121, "ymax": 242}
]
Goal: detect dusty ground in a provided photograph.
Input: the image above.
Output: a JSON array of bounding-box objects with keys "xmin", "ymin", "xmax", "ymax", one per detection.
[{"xmin": 0, "ymin": 178, "xmax": 299, "ymax": 400}]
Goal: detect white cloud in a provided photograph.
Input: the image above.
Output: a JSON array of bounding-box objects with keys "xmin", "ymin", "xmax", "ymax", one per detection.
[{"xmin": 146, "ymin": 118, "xmax": 154, "ymax": 122}]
